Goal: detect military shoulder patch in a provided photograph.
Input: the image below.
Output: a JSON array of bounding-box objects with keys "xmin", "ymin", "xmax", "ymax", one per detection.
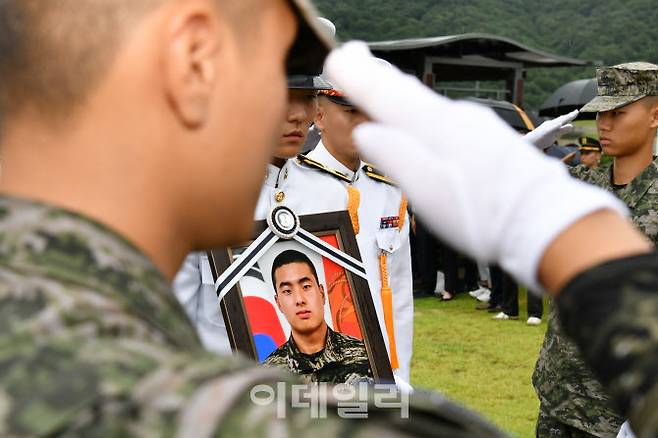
[
  {"xmin": 362, "ymin": 163, "xmax": 395, "ymax": 186},
  {"xmin": 296, "ymin": 154, "xmax": 352, "ymax": 183}
]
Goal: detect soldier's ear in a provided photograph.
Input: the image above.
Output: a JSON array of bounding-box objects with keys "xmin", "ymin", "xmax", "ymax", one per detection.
[
  {"xmin": 163, "ymin": 1, "xmax": 222, "ymax": 128},
  {"xmin": 319, "ymin": 284, "xmax": 325, "ymax": 301},
  {"xmin": 649, "ymin": 98, "xmax": 658, "ymax": 129},
  {"xmin": 315, "ymin": 99, "xmax": 327, "ymax": 131}
]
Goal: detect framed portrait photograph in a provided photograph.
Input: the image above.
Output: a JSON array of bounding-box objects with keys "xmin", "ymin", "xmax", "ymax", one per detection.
[{"xmin": 207, "ymin": 207, "xmax": 394, "ymax": 384}]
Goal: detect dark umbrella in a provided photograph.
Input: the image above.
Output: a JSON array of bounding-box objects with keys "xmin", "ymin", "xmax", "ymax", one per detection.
[{"xmin": 539, "ymin": 79, "xmax": 597, "ymax": 119}]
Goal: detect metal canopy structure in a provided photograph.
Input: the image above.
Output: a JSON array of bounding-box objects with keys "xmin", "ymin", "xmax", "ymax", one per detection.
[{"xmin": 368, "ymin": 33, "xmax": 592, "ymax": 106}]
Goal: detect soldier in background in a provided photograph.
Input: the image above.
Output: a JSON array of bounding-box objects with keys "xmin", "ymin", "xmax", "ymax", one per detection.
[
  {"xmin": 561, "ymin": 137, "xmax": 602, "ymax": 168},
  {"xmin": 264, "ymin": 250, "xmax": 373, "ymax": 384},
  {"xmin": 533, "ymin": 62, "xmax": 658, "ymax": 438},
  {"xmin": 579, "ymin": 136, "xmax": 603, "ymax": 169},
  {"xmin": 290, "ymin": 68, "xmax": 415, "ymax": 383}
]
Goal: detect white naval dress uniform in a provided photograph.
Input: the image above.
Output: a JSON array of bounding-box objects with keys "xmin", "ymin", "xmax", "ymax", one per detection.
[
  {"xmin": 173, "ymin": 149, "xmax": 414, "ymax": 385},
  {"xmin": 172, "ymin": 160, "xmax": 346, "ymax": 355},
  {"xmin": 302, "ymin": 142, "xmax": 414, "ymax": 382}
]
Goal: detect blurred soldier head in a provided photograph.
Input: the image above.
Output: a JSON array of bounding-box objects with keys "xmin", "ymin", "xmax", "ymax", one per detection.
[
  {"xmin": 582, "ymin": 62, "xmax": 658, "ymax": 159},
  {"xmin": 271, "ymin": 249, "xmax": 327, "ymax": 338},
  {"xmin": 315, "ymin": 90, "xmax": 369, "ymax": 171},
  {"xmin": 0, "ymin": 0, "xmax": 331, "ymax": 278},
  {"xmin": 315, "ymin": 59, "xmax": 390, "ymax": 170},
  {"xmin": 274, "ymin": 18, "xmax": 333, "ymax": 163},
  {"xmin": 314, "ymin": 60, "xmax": 393, "ymax": 171},
  {"xmin": 578, "ymin": 136, "xmax": 602, "ymax": 169}
]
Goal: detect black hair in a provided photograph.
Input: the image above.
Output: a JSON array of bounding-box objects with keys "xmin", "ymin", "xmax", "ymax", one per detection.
[{"xmin": 271, "ymin": 249, "xmax": 319, "ymax": 290}]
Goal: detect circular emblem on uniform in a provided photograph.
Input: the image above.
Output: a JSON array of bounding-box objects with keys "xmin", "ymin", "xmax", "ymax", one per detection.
[
  {"xmin": 267, "ymin": 205, "xmax": 300, "ymax": 239},
  {"xmin": 275, "ymin": 191, "xmax": 285, "ymax": 203},
  {"xmin": 367, "ymin": 166, "xmax": 373, "ymax": 172}
]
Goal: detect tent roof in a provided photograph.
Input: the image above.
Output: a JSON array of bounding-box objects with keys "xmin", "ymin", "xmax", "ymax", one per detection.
[{"xmin": 368, "ymin": 33, "xmax": 590, "ymax": 68}]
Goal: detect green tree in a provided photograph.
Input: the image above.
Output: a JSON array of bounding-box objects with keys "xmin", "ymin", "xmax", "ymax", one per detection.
[{"xmin": 313, "ymin": 0, "xmax": 658, "ymax": 109}]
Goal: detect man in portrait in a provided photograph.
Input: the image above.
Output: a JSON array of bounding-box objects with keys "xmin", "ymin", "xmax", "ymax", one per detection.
[{"xmin": 264, "ymin": 249, "xmax": 373, "ymax": 384}]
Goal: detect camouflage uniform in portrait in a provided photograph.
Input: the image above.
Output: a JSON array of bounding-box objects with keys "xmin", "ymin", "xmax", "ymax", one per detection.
[
  {"xmin": 264, "ymin": 327, "xmax": 373, "ymax": 384},
  {"xmin": 0, "ymin": 196, "xmax": 509, "ymax": 437},
  {"xmin": 534, "ymin": 62, "xmax": 658, "ymax": 437}
]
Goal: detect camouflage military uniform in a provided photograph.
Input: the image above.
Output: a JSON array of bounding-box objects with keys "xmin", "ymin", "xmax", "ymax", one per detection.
[
  {"xmin": 534, "ymin": 160, "xmax": 658, "ymax": 437},
  {"xmin": 581, "ymin": 62, "xmax": 658, "ymax": 114},
  {"xmin": 571, "ymin": 161, "xmax": 658, "ymax": 244},
  {"xmin": 264, "ymin": 327, "xmax": 373, "ymax": 384},
  {"xmin": 556, "ymin": 252, "xmax": 658, "ymax": 438},
  {"xmin": 0, "ymin": 195, "xmax": 508, "ymax": 437},
  {"xmin": 533, "ymin": 301, "xmax": 624, "ymax": 437}
]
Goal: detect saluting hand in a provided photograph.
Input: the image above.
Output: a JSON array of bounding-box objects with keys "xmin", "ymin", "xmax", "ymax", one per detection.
[
  {"xmin": 324, "ymin": 42, "xmax": 626, "ymax": 293},
  {"xmin": 524, "ymin": 110, "xmax": 579, "ymax": 150}
]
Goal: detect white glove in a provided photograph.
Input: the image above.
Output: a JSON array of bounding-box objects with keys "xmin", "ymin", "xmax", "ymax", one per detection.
[
  {"xmin": 616, "ymin": 421, "xmax": 637, "ymax": 438},
  {"xmin": 524, "ymin": 110, "xmax": 579, "ymax": 150},
  {"xmin": 324, "ymin": 42, "xmax": 627, "ymax": 292},
  {"xmin": 393, "ymin": 375, "xmax": 414, "ymax": 394}
]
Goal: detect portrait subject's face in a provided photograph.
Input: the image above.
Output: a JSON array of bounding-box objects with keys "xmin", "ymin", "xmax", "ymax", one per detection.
[{"xmin": 274, "ymin": 262, "xmax": 326, "ymax": 336}]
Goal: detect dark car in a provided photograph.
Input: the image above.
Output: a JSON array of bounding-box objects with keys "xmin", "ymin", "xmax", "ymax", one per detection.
[
  {"xmin": 464, "ymin": 97, "xmax": 579, "ymax": 165},
  {"xmin": 464, "ymin": 97, "xmax": 535, "ymax": 134}
]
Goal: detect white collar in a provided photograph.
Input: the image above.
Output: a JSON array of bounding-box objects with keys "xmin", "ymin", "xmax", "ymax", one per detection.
[
  {"xmin": 264, "ymin": 161, "xmax": 290, "ymax": 188},
  {"xmin": 308, "ymin": 141, "xmax": 363, "ymax": 183}
]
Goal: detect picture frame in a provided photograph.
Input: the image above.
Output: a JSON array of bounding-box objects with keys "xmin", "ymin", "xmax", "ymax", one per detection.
[{"xmin": 207, "ymin": 208, "xmax": 394, "ymax": 383}]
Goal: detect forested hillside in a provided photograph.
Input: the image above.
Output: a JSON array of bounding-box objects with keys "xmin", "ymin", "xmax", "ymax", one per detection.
[{"xmin": 313, "ymin": 0, "xmax": 658, "ymax": 109}]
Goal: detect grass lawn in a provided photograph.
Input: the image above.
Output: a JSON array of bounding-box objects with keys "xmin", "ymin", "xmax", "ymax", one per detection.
[{"xmin": 410, "ymin": 291, "xmax": 548, "ymax": 437}]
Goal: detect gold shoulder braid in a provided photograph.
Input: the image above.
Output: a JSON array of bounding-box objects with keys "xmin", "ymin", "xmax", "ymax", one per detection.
[
  {"xmin": 297, "ymin": 154, "xmax": 360, "ymax": 233},
  {"xmin": 363, "ymin": 163, "xmax": 396, "ymax": 186},
  {"xmin": 297, "ymin": 154, "xmax": 352, "ymax": 183}
]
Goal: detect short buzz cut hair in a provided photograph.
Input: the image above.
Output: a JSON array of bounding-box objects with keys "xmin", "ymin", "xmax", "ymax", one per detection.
[
  {"xmin": 0, "ymin": 0, "xmax": 160, "ymax": 119},
  {"xmin": 271, "ymin": 249, "xmax": 319, "ymax": 290},
  {"xmin": 0, "ymin": 0, "xmax": 258, "ymax": 120}
]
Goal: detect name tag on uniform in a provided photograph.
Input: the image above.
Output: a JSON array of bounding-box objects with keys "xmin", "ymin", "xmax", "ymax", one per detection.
[{"xmin": 380, "ymin": 216, "xmax": 400, "ymax": 229}]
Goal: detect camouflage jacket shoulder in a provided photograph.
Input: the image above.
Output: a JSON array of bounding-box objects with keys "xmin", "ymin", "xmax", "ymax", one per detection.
[
  {"xmin": 570, "ymin": 159, "xmax": 658, "ymax": 243},
  {"xmin": 0, "ymin": 196, "xmax": 507, "ymax": 437},
  {"xmin": 264, "ymin": 327, "xmax": 373, "ymax": 385},
  {"xmin": 0, "ymin": 196, "xmax": 254, "ymax": 435}
]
